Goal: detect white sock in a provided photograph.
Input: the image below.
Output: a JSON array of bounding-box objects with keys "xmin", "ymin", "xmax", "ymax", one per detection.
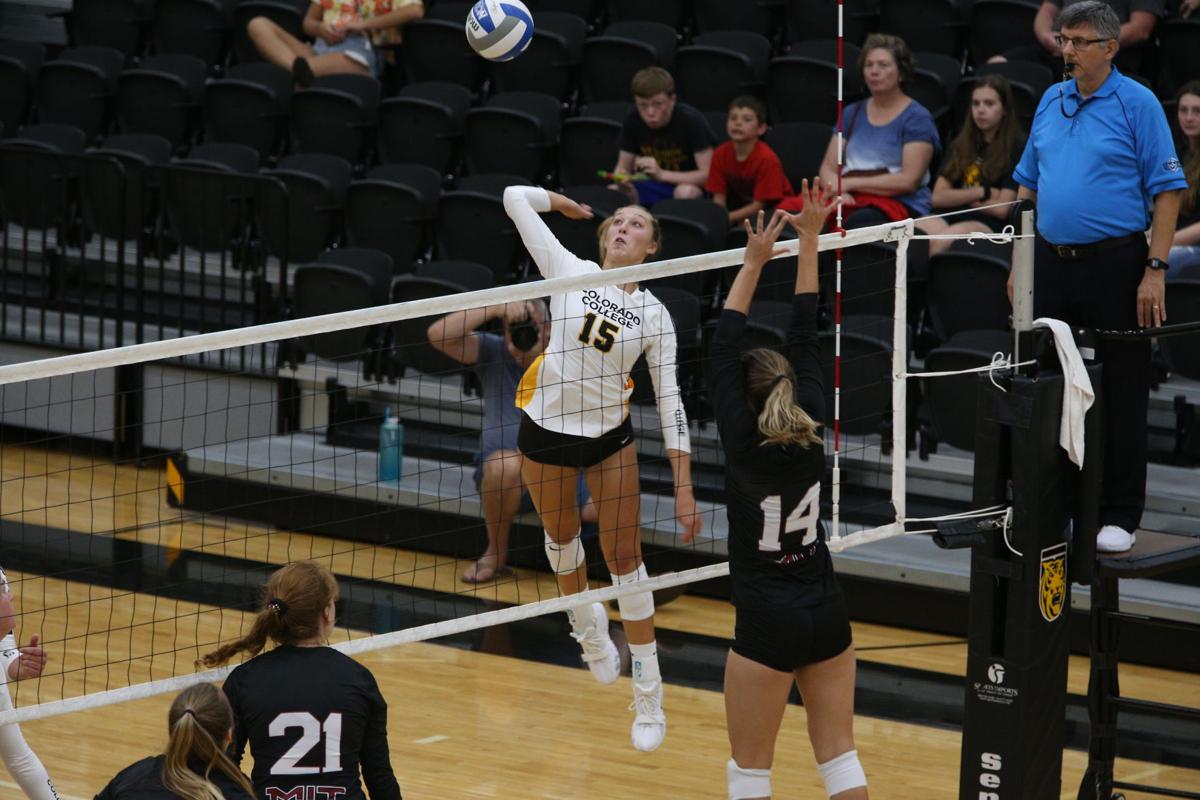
[
  {"xmin": 565, "ymin": 594, "xmax": 595, "ymax": 633},
  {"xmin": 629, "ymin": 641, "xmax": 660, "ymax": 684}
]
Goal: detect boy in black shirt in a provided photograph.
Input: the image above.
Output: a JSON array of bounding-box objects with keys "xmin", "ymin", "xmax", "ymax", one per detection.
[{"xmin": 611, "ymin": 67, "xmax": 714, "ymax": 206}]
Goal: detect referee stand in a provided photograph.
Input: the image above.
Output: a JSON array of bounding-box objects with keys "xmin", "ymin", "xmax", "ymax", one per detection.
[{"xmin": 936, "ymin": 210, "xmax": 1200, "ymax": 800}]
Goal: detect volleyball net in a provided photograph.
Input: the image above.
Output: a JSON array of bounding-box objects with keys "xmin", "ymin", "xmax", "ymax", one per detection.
[{"xmin": 0, "ymin": 215, "xmax": 1015, "ymax": 725}]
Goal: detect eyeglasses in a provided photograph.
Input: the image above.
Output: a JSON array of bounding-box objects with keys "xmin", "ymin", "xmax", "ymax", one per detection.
[{"xmin": 1054, "ymin": 34, "xmax": 1111, "ymax": 50}]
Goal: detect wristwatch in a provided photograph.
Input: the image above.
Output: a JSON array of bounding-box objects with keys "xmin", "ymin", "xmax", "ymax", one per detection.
[{"xmin": 1146, "ymin": 257, "xmax": 1169, "ymax": 272}]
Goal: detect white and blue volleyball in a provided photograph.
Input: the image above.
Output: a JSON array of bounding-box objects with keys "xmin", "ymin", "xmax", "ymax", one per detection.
[{"xmin": 465, "ymin": 0, "xmax": 534, "ymax": 62}]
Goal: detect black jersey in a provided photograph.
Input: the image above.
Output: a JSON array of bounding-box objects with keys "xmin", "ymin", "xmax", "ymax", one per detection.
[
  {"xmin": 95, "ymin": 755, "xmax": 255, "ymax": 800},
  {"xmin": 709, "ymin": 293, "xmax": 840, "ymax": 610},
  {"xmin": 223, "ymin": 646, "xmax": 402, "ymax": 800}
]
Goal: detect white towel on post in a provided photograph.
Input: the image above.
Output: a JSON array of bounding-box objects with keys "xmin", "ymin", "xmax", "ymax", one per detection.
[{"xmin": 1033, "ymin": 317, "xmax": 1094, "ymax": 468}]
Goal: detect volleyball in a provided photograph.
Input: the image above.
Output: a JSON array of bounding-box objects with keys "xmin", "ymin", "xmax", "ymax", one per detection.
[{"xmin": 465, "ymin": 0, "xmax": 534, "ymax": 62}]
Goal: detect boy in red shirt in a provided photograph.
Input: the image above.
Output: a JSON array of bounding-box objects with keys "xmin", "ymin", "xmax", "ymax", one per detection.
[{"xmin": 706, "ymin": 96, "xmax": 793, "ymax": 223}]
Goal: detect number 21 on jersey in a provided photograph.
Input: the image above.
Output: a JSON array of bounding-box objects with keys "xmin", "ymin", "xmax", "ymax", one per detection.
[
  {"xmin": 758, "ymin": 481, "xmax": 820, "ymax": 552},
  {"xmin": 270, "ymin": 711, "xmax": 343, "ymax": 774}
]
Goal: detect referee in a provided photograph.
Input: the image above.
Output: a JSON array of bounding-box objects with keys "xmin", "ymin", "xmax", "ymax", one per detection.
[{"xmin": 1010, "ymin": 0, "xmax": 1185, "ymax": 553}]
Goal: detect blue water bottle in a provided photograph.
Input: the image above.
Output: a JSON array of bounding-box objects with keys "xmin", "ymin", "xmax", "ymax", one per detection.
[{"xmin": 378, "ymin": 407, "xmax": 402, "ymax": 482}]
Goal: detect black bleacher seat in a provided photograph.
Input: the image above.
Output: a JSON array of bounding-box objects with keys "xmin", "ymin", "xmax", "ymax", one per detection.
[
  {"xmin": 1162, "ymin": 275, "xmax": 1200, "ymax": 381},
  {"xmin": 788, "ymin": 0, "xmax": 873, "ymax": 44},
  {"xmin": 577, "ymin": 100, "xmax": 632, "ymax": 123},
  {"xmin": 927, "ymin": 242, "xmax": 1011, "ymax": 343},
  {"xmin": 402, "ymin": 18, "xmax": 483, "ymax": 92},
  {"xmin": 378, "ymin": 81, "xmax": 470, "ymax": 172},
  {"xmin": 879, "ymin": 0, "xmax": 965, "ymax": 58},
  {"xmin": 152, "ymin": 0, "xmax": 233, "ymax": 69},
  {"xmin": 466, "ymin": 91, "xmax": 562, "ymax": 182},
  {"xmin": 290, "ymin": 74, "xmax": 381, "ymax": 166},
  {"xmin": 391, "ymin": 260, "xmax": 493, "ymax": 378},
  {"xmin": 581, "ymin": 21, "xmax": 675, "ymax": 103},
  {"xmin": 117, "ymin": 54, "xmax": 207, "ymax": 149},
  {"xmin": 261, "ymin": 153, "xmax": 354, "ymax": 263},
  {"xmin": 233, "ymin": 0, "xmax": 308, "ymax": 64},
  {"xmin": 825, "ymin": 241, "xmax": 900, "ymax": 318},
  {"xmin": 1161, "ymin": 20, "xmax": 1200, "ymax": 97},
  {"xmin": 763, "ymin": 121, "xmax": 831, "ymax": 191},
  {"xmin": 346, "ymin": 163, "xmax": 442, "ymax": 274},
  {"xmin": 543, "ymin": 184, "xmax": 626, "ymax": 263},
  {"xmin": 204, "ymin": 62, "xmax": 292, "ymax": 160},
  {"xmin": 424, "ymin": 1, "xmax": 473, "ymax": 21},
  {"xmin": 913, "ymin": 51, "xmax": 961, "ymax": 131},
  {"xmin": 630, "ymin": 284, "xmax": 703, "ymax": 407},
  {"xmin": 35, "ymin": 46, "xmax": 124, "ymax": 143},
  {"xmin": 62, "ymin": 0, "xmax": 150, "ymax": 56},
  {"xmin": 647, "ymin": 198, "xmax": 730, "ymax": 297},
  {"xmin": 767, "ymin": 57, "xmax": 843, "ymax": 125},
  {"xmin": 968, "ymin": 0, "xmax": 1039, "ymax": 65},
  {"xmin": 821, "ymin": 314, "xmax": 901, "ymax": 437},
  {"xmin": 923, "ymin": 329, "xmax": 1011, "ymax": 452},
  {"xmin": 294, "ymin": 249, "xmax": 393, "ymax": 363},
  {"xmin": 525, "ymin": 0, "xmax": 597, "ymax": 21},
  {"xmin": 697, "ymin": 0, "xmax": 777, "ymax": 36},
  {"xmin": 559, "ymin": 114, "xmax": 622, "ymax": 185},
  {"xmin": 490, "ymin": 11, "xmax": 585, "ymax": 100},
  {"xmin": 607, "ymin": 0, "xmax": 684, "ymax": 27},
  {"xmin": 435, "ymin": 175, "xmax": 533, "ymax": 283},
  {"xmin": 676, "ymin": 31, "xmax": 770, "ymax": 113},
  {"xmin": 0, "ymin": 40, "xmax": 45, "ymax": 137},
  {"xmin": 83, "ymin": 132, "xmax": 172, "ymax": 242},
  {"xmin": 0, "ymin": 124, "xmax": 86, "ymax": 230},
  {"xmin": 166, "ymin": 141, "xmax": 259, "ymax": 252},
  {"xmin": 703, "ymin": 110, "xmax": 730, "ymax": 143}
]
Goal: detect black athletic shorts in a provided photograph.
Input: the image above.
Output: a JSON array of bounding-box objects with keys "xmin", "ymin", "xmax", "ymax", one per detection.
[
  {"xmin": 518, "ymin": 412, "xmax": 634, "ymax": 468},
  {"xmin": 731, "ymin": 594, "xmax": 853, "ymax": 673}
]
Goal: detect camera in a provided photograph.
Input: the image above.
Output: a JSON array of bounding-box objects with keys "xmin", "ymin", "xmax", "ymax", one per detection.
[{"xmin": 507, "ymin": 317, "xmax": 540, "ymax": 351}]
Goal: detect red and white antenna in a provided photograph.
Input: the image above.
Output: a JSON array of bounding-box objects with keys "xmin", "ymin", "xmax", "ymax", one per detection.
[{"xmin": 832, "ymin": 0, "xmax": 846, "ymax": 542}]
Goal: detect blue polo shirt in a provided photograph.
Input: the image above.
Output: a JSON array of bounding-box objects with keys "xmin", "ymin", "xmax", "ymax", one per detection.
[{"xmin": 1013, "ymin": 66, "xmax": 1186, "ymax": 245}]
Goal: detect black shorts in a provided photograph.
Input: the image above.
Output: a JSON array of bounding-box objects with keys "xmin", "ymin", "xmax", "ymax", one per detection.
[
  {"xmin": 731, "ymin": 594, "xmax": 853, "ymax": 673},
  {"xmin": 518, "ymin": 413, "xmax": 634, "ymax": 468}
]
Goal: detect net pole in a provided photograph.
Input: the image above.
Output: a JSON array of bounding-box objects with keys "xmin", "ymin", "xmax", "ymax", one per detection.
[
  {"xmin": 832, "ymin": 0, "xmax": 846, "ymax": 541},
  {"xmin": 892, "ymin": 229, "xmax": 912, "ymax": 524}
]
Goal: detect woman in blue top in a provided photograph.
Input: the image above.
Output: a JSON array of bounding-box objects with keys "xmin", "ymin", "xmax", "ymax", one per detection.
[{"xmin": 818, "ymin": 33, "xmax": 946, "ymax": 237}]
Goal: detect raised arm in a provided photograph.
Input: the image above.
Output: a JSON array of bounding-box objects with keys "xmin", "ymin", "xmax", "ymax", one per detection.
[
  {"xmin": 502, "ymin": 185, "xmax": 595, "ymax": 279},
  {"xmin": 427, "ymin": 303, "xmax": 528, "ymax": 365},
  {"xmin": 781, "ymin": 180, "xmax": 835, "ymax": 418}
]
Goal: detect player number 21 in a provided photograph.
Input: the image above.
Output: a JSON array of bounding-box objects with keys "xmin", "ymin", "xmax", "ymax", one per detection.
[
  {"xmin": 758, "ymin": 482, "xmax": 820, "ymax": 552},
  {"xmin": 577, "ymin": 312, "xmax": 619, "ymax": 353},
  {"xmin": 269, "ymin": 711, "xmax": 343, "ymax": 775}
]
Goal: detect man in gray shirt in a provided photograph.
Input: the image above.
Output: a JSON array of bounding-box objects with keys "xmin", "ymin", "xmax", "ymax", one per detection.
[{"xmin": 428, "ymin": 300, "xmax": 596, "ymax": 583}]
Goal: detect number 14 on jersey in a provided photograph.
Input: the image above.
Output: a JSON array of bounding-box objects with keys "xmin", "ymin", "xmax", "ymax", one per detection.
[{"xmin": 758, "ymin": 482, "xmax": 820, "ymax": 552}]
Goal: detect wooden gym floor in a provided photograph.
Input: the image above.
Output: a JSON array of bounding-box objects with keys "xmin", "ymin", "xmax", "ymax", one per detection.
[{"xmin": 1, "ymin": 444, "xmax": 1198, "ymax": 798}]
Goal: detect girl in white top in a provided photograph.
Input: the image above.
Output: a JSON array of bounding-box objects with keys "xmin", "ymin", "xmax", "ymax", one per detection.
[
  {"xmin": 503, "ymin": 185, "xmax": 701, "ymax": 753},
  {"xmin": 0, "ymin": 568, "xmax": 58, "ymax": 800}
]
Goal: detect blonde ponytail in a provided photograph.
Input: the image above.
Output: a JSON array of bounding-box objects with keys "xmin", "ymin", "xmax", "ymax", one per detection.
[
  {"xmin": 742, "ymin": 349, "xmax": 823, "ymax": 448},
  {"xmin": 162, "ymin": 683, "xmax": 254, "ymax": 800}
]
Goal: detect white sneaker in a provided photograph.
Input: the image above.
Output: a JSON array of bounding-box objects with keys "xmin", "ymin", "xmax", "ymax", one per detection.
[
  {"xmin": 570, "ymin": 602, "xmax": 620, "ymax": 685},
  {"xmin": 629, "ymin": 679, "xmax": 666, "ymax": 752},
  {"xmin": 1097, "ymin": 525, "xmax": 1136, "ymax": 553}
]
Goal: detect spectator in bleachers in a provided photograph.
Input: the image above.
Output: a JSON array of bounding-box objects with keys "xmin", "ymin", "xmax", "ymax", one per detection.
[
  {"xmin": 705, "ymin": 95, "xmax": 794, "ymax": 224},
  {"xmin": 427, "ymin": 300, "xmax": 598, "ymax": 584},
  {"xmin": 1168, "ymin": 81, "xmax": 1200, "ymax": 276},
  {"xmin": 815, "ymin": 34, "xmax": 943, "ymax": 234},
  {"xmin": 928, "ymin": 75, "xmax": 1026, "ymax": 254},
  {"xmin": 610, "ymin": 67, "xmax": 715, "ymax": 206},
  {"xmin": 1015, "ymin": 0, "xmax": 1160, "ymax": 79},
  {"xmin": 247, "ymin": 0, "xmax": 425, "ymax": 85}
]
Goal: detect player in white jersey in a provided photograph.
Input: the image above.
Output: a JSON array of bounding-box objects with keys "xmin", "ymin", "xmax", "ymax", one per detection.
[
  {"xmin": 503, "ymin": 185, "xmax": 701, "ymax": 753},
  {"xmin": 0, "ymin": 568, "xmax": 59, "ymax": 800}
]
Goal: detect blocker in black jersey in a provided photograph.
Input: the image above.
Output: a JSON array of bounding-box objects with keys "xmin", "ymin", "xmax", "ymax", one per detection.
[
  {"xmin": 708, "ymin": 293, "xmax": 841, "ymax": 612},
  {"xmin": 223, "ymin": 646, "xmax": 402, "ymax": 800}
]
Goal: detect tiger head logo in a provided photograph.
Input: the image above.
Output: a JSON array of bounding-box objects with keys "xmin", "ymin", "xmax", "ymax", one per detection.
[{"xmin": 1039, "ymin": 543, "xmax": 1068, "ymax": 622}]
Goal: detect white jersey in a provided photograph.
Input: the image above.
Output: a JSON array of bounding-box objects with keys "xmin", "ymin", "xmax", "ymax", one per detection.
[{"xmin": 503, "ymin": 186, "xmax": 690, "ymax": 453}]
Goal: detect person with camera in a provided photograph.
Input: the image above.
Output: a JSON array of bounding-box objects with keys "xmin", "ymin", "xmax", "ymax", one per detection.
[{"xmin": 428, "ymin": 300, "xmax": 596, "ymax": 584}]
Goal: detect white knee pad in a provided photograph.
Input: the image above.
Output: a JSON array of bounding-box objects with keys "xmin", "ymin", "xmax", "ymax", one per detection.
[
  {"xmin": 727, "ymin": 758, "xmax": 771, "ymax": 800},
  {"xmin": 544, "ymin": 532, "xmax": 585, "ymax": 575},
  {"xmin": 818, "ymin": 749, "xmax": 866, "ymax": 797},
  {"xmin": 613, "ymin": 563, "xmax": 654, "ymax": 621}
]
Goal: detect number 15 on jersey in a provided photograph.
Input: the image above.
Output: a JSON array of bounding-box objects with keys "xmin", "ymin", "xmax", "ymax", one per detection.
[{"xmin": 758, "ymin": 481, "xmax": 820, "ymax": 552}]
